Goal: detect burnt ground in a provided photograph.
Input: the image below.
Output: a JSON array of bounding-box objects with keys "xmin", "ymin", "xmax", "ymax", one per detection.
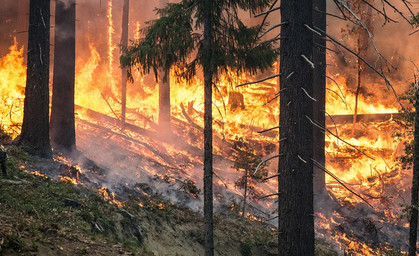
[{"xmin": 0, "ymin": 141, "xmax": 284, "ymax": 256}]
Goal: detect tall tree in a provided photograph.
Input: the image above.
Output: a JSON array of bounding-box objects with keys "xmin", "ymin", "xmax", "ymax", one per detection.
[
  {"xmin": 121, "ymin": 1, "xmax": 277, "ymax": 255},
  {"xmin": 312, "ymin": 0, "xmax": 326, "ymax": 196},
  {"xmin": 50, "ymin": 0, "xmax": 76, "ymax": 152},
  {"xmin": 120, "ymin": 0, "xmax": 129, "ymax": 126},
  {"xmin": 18, "ymin": 0, "xmax": 52, "ymax": 158},
  {"xmin": 409, "ymin": 87, "xmax": 419, "ymax": 256},
  {"xmin": 158, "ymin": 0, "xmax": 171, "ymax": 131},
  {"xmin": 278, "ymin": 0, "xmax": 314, "ymax": 255}
]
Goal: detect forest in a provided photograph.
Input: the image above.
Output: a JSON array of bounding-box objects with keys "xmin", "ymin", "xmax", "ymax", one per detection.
[{"xmin": 1, "ymin": 0, "xmax": 419, "ymax": 255}]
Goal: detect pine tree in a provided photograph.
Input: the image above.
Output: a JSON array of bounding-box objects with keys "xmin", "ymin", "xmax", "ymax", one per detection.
[
  {"xmin": 278, "ymin": 0, "xmax": 314, "ymax": 255},
  {"xmin": 50, "ymin": 0, "xmax": 76, "ymax": 153},
  {"xmin": 18, "ymin": 0, "xmax": 52, "ymax": 158},
  {"xmin": 313, "ymin": 0, "xmax": 326, "ymax": 196},
  {"xmin": 409, "ymin": 86, "xmax": 419, "ymax": 256},
  {"xmin": 121, "ymin": 1, "xmax": 278, "ymax": 255},
  {"xmin": 120, "ymin": 0, "xmax": 129, "ymax": 126}
]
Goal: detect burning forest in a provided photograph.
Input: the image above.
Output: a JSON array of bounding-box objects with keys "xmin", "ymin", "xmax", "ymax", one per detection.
[{"xmin": 1, "ymin": 0, "xmax": 419, "ymax": 255}]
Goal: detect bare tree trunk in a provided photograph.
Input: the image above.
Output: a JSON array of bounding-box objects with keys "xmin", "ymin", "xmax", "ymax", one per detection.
[
  {"xmin": 120, "ymin": 0, "xmax": 129, "ymax": 126},
  {"xmin": 242, "ymin": 169, "xmax": 248, "ymax": 218},
  {"xmin": 158, "ymin": 0, "xmax": 171, "ymax": 131},
  {"xmin": 203, "ymin": 2, "xmax": 214, "ymax": 255},
  {"xmin": 409, "ymin": 89, "xmax": 419, "ymax": 256},
  {"xmin": 278, "ymin": 0, "xmax": 314, "ymax": 255},
  {"xmin": 18, "ymin": 0, "xmax": 52, "ymax": 158},
  {"xmin": 313, "ymin": 0, "xmax": 326, "ymax": 197},
  {"xmin": 352, "ymin": 3, "xmax": 372, "ymax": 136},
  {"xmin": 50, "ymin": 0, "xmax": 76, "ymax": 153},
  {"xmin": 158, "ymin": 69, "xmax": 171, "ymax": 130}
]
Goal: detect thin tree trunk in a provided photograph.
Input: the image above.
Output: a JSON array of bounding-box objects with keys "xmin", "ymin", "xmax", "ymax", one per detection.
[
  {"xmin": 158, "ymin": 0, "xmax": 171, "ymax": 131},
  {"xmin": 203, "ymin": 1, "xmax": 214, "ymax": 255},
  {"xmin": 50, "ymin": 0, "xmax": 76, "ymax": 153},
  {"xmin": 278, "ymin": 0, "xmax": 314, "ymax": 255},
  {"xmin": 313, "ymin": 0, "xmax": 326, "ymax": 197},
  {"xmin": 242, "ymin": 169, "xmax": 248, "ymax": 218},
  {"xmin": 18, "ymin": 0, "xmax": 52, "ymax": 158},
  {"xmin": 352, "ymin": 55, "xmax": 361, "ymax": 137},
  {"xmin": 120, "ymin": 0, "xmax": 129, "ymax": 126},
  {"xmin": 409, "ymin": 89, "xmax": 419, "ymax": 256},
  {"xmin": 159, "ymin": 69, "xmax": 171, "ymax": 130}
]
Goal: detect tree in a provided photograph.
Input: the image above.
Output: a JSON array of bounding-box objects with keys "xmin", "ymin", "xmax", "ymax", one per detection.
[
  {"xmin": 232, "ymin": 139, "xmax": 268, "ymax": 218},
  {"xmin": 120, "ymin": 0, "xmax": 129, "ymax": 126},
  {"xmin": 158, "ymin": 0, "xmax": 171, "ymax": 131},
  {"xmin": 121, "ymin": 1, "xmax": 278, "ymax": 255},
  {"xmin": 312, "ymin": 0, "xmax": 327, "ymax": 197},
  {"xmin": 278, "ymin": 0, "xmax": 314, "ymax": 255},
  {"xmin": 409, "ymin": 86, "xmax": 419, "ymax": 256},
  {"xmin": 50, "ymin": 0, "xmax": 76, "ymax": 153},
  {"xmin": 17, "ymin": 0, "xmax": 52, "ymax": 158}
]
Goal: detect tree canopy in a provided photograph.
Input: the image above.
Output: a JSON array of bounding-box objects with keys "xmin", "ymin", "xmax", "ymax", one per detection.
[{"xmin": 120, "ymin": 0, "xmax": 279, "ymax": 82}]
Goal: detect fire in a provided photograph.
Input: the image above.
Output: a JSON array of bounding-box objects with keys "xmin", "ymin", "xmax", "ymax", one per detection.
[
  {"xmin": 0, "ymin": 6, "xmax": 414, "ymax": 254},
  {"xmin": 326, "ymin": 75, "xmax": 398, "ymax": 115},
  {"xmin": 98, "ymin": 187, "xmax": 124, "ymax": 208},
  {"xmin": 0, "ymin": 39, "xmax": 26, "ymax": 138}
]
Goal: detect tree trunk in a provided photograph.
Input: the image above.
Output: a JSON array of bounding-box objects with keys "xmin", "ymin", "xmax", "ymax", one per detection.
[
  {"xmin": 50, "ymin": 0, "xmax": 76, "ymax": 153},
  {"xmin": 120, "ymin": 0, "xmax": 129, "ymax": 126},
  {"xmin": 312, "ymin": 0, "xmax": 326, "ymax": 197},
  {"xmin": 203, "ymin": 1, "xmax": 214, "ymax": 255},
  {"xmin": 18, "ymin": 0, "xmax": 52, "ymax": 158},
  {"xmin": 159, "ymin": 69, "xmax": 171, "ymax": 131},
  {"xmin": 409, "ymin": 89, "xmax": 419, "ymax": 256},
  {"xmin": 158, "ymin": 0, "xmax": 171, "ymax": 131},
  {"xmin": 278, "ymin": 0, "xmax": 314, "ymax": 255},
  {"xmin": 242, "ymin": 169, "xmax": 248, "ymax": 218}
]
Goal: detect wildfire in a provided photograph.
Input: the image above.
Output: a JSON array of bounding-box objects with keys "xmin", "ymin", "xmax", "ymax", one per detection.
[
  {"xmin": 0, "ymin": 39, "xmax": 26, "ymax": 138},
  {"xmin": 0, "ymin": 5, "xmax": 414, "ymax": 254}
]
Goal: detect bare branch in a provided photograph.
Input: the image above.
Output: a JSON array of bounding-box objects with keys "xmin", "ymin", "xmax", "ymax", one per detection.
[
  {"xmin": 257, "ymin": 125, "xmax": 280, "ymax": 134},
  {"xmin": 313, "ymin": 8, "xmax": 346, "ymax": 21},
  {"xmin": 259, "ymin": 193, "xmax": 279, "ymax": 199},
  {"xmin": 255, "ymin": 6, "xmax": 281, "ymax": 18},
  {"xmin": 258, "ymin": 22, "xmax": 288, "ymax": 38},
  {"xmin": 359, "ymin": 0, "xmax": 398, "ymax": 24},
  {"xmin": 301, "ymin": 54, "xmax": 315, "ymax": 69},
  {"xmin": 305, "ymin": 115, "xmax": 375, "ymax": 160},
  {"xmin": 312, "ymin": 159, "xmax": 373, "ymax": 208},
  {"xmin": 237, "ymin": 73, "xmax": 282, "ymax": 88},
  {"xmin": 263, "ymin": 172, "xmax": 280, "ymax": 181},
  {"xmin": 311, "ymin": 25, "xmax": 405, "ymax": 110},
  {"xmin": 253, "ymin": 154, "xmax": 283, "ymax": 175}
]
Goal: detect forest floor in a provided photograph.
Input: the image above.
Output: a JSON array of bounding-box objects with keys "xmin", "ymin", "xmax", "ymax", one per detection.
[{"xmin": 0, "ymin": 133, "xmax": 343, "ymax": 256}]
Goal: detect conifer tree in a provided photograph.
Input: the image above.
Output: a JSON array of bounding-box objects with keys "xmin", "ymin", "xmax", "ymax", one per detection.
[
  {"xmin": 50, "ymin": 0, "xmax": 76, "ymax": 153},
  {"xmin": 278, "ymin": 0, "xmax": 314, "ymax": 255},
  {"xmin": 121, "ymin": 1, "xmax": 277, "ymax": 255},
  {"xmin": 18, "ymin": 0, "xmax": 52, "ymax": 158}
]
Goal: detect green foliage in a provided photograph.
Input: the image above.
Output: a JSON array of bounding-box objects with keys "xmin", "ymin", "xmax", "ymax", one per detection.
[
  {"xmin": 180, "ymin": 178, "xmax": 201, "ymax": 197},
  {"xmin": 121, "ymin": 0, "xmax": 279, "ymax": 83},
  {"xmin": 393, "ymin": 82, "xmax": 416, "ymax": 169},
  {"xmin": 232, "ymin": 138, "xmax": 268, "ymax": 199},
  {"xmin": 411, "ymin": 12, "xmax": 419, "ymax": 26}
]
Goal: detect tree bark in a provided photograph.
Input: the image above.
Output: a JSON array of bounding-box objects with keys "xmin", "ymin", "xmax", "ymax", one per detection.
[
  {"xmin": 203, "ymin": 1, "xmax": 214, "ymax": 255},
  {"xmin": 409, "ymin": 89, "xmax": 419, "ymax": 256},
  {"xmin": 158, "ymin": 0, "xmax": 171, "ymax": 131},
  {"xmin": 50, "ymin": 0, "xmax": 76, "ymax": 152},
  {"xmin": 18, "ymin": 0, "xmax": 52, "ymax": 158},
  {"xmin": 278, "ymin": 0, "xmax": 314, "ymax": 255},
  {"xmin": 159, "ymin": 69, "xmax": 171, "ymax": 130},
  {"xmin": 120, "ymin": 0, "xmax": 129, "ymax": 126},
  {"xmin": 312, "ymin": 0, "xmax": 326, "ymax": 197}
]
